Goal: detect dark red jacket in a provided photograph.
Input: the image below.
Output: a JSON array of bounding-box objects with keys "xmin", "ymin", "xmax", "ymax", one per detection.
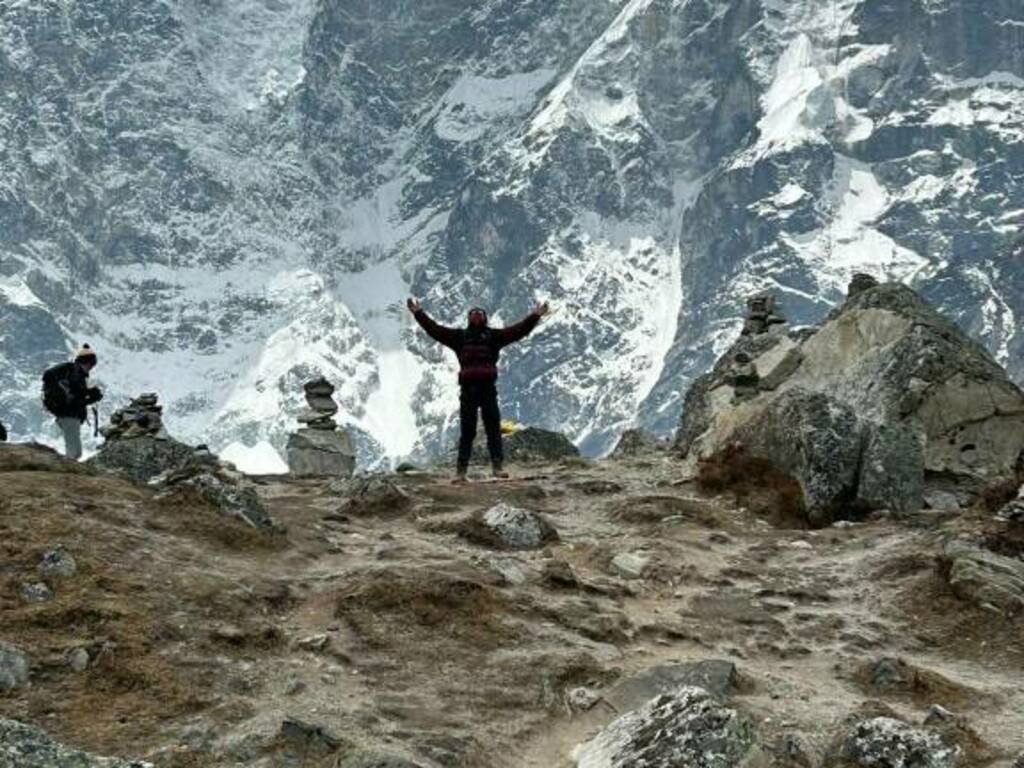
[{"xmin": 414, "ymin": 309, "xmax": 540, "ymax": 383}]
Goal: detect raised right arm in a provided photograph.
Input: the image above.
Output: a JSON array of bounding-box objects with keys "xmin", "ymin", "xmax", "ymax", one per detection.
[{"xmin": 413, "ymin": 308, "xmax": 461, "ymax": 349}]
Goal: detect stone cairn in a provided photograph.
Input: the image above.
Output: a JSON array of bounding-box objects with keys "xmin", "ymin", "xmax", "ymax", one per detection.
[
  {"xmin": 731, "ymin": 292, "xmax": 790, "ymax": 402},
  {"xmin": 286, "ymin": 377, "xmax": 356, "ymax": 477},
  {"xmin": 740, "ymin": 293, "xmax": 787, "ymax": 336},
  {"xmin": 100, "ymin": 393, "xmax": 164, "ymax": 441},
  {"xmin": 847, "ymin": 272, "xmax": 880, "ymax": 299}
]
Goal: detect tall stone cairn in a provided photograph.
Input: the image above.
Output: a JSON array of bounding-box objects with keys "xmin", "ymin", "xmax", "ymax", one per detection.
[
  {"xmin": 741, "ymin": 293, "xmax": 787, "ymax": 336},
  {"xmin": 100, "ymin": 393, "xmax": 165, "ymax": 441},
  {"xmin": 286, "ymin": 377, "xmax": 356, "ymax": 477}
]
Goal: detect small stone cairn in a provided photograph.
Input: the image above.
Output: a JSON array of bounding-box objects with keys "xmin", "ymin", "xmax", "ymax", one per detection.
[
  {"xmin": 286, "ymin": 377, "xmax": 356, "ymax": 477},
  {"xmin": 740, "ymin": 293, "xmax": 787, "ymax": 336},
  {"xmin": 847, "ymin": 272, "xmax": 880, "ymax": 299},
  {"xmin": 100, "ymin": 393, "xmax": 164, "ymax": 441}
]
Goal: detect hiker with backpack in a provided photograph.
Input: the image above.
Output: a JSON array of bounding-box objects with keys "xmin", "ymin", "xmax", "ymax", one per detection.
[
  {"xmin": 42, "ymin": 345, "xmax": 103, "ymax": 460},
  {"xmin": 407, "ymin": 298, "xmax": 551, "ymax": 482}
]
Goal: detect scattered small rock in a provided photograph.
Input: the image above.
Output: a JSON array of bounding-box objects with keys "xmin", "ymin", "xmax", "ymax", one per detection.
[
  {"xmin": 567, "ymin": 686, "xmax": 602, "ymax": 712},
  {"xmin": 38, "ymin": 546, "xmax": 76, "ymax": 581},
  {"xmin": 486, "ymin": 556, "xmax": 532, "ymax": 585},
  {"xmin": 611, "ymin": 552, "xmax": 650, "ymax": 580},
  {"xmin": 543, "ymin": 559, "xmax": 579, "ymax": 589},
  {"xmin": 923, "ymin": 489, "xmax": 961, "ymax": 511},
  {"xmin": 18, "ymin": 581, "xmax": 53, "ymax": 604},
  {"xmin": 0, "ymin": 642, "xmax": 29, "ymax": 695},
  {"xmin": 278, "ymin": 717, "xmax": 342, "ymax": 754},
  {"xmin": 66, "ymin": 647, "xmax": 89, "ymax": 672},
  {"xmin": 297, "ymin": 634, "xmax": 330, "ymax": 652},
  {"xmin": 924, "ymin": 704, "xmax": 956, "ymax": 725}
]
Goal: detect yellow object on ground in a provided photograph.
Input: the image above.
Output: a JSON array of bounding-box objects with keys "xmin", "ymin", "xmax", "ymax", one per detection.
[{"xmin": 500, "ymin": 419, "xmax": 523, "ymax": 435}]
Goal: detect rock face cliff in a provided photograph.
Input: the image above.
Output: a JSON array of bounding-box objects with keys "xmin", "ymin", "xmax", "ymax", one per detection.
[
  {"xmin": 1, "ymin": 0, "xmax": 1022, "ymax": 466},
  {"xmin": 677, "ymin": 277, "xmax": 1024, "ymax": 523}
]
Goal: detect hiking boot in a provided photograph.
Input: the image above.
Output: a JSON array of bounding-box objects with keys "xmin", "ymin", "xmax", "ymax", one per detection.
[
  {"xmin": 492, "ymin": 464, "xmax": 509, "ymax": 479},
  {"xmin": 453, "ymin": 467, "xmax": 469, "ymax": 485}
]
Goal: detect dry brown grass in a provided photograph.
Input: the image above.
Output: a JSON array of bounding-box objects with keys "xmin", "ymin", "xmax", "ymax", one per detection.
[
  {"xmin": 334, "ymin": 567, "xmax": 517, "ymax": 651},
  {"xmin": 696, "ymin": 444, "xmax": 808, "ymax": 527}
]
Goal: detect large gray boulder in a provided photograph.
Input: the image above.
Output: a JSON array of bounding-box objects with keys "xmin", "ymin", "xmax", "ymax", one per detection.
[
  {"xmin": 677, "ymin": 282, "xmax": 1024, "ymax": 521},
  {"xmin": 287, "ymin": 428, "xmax": 356, "ymax": 477},
  {"xmin": 0, "ymin": 717, "xmax": 152, "ymax": 767},
  {"xmin": 573, "ymin": 686, "xmax": 761, "ymax": 768}
]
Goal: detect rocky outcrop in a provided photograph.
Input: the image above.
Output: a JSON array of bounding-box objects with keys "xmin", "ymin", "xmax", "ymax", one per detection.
[
  {"xmin": 156, "ymin": 449, "xmax": 277, "ymax": 532},
  {"xmin": 287, "ymin": 378, "xmax": 356, "ymax": 478},
  {"xmin": 610, "ymin": 429, "xmax": 662, "ymax": 459},
  {"xmin": 505, "ymin": 427, "xmax": 580, "ymax": 462},
  {"xmin": 89, "ymin": 435, "xmax": 198, "ymax": 483},
  {"xmin": 677, "ymin": 281, "xmax": 1024, "ymax": 522},
  {"xmin": 460, "ymin": 425, "xmax": 580, "ymax": 465},
  {"xmin": 939, "ymin": 540, "xmax": 1024, "ymax": 615},
  {"xmin": 573, "ymin": 686, "xmax": 760, "ymax": 768},
  {"xmin": 0, "ymin": 718, "xmax": 152, "ymax": 767}
]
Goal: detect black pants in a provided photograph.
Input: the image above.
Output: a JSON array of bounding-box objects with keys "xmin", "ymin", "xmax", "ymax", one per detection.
[{"xmin": 458, "ymin": 379, "xmax": 503, "ymax": 472}]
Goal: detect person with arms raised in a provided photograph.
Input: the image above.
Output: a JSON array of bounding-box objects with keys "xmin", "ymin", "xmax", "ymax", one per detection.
[{"xmin": 408, "ymin": 298, "xmax": 550, "ymax": 482}]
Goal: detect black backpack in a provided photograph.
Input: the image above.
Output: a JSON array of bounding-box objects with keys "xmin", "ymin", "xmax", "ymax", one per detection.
[{"xmin": 42, "ymin": 363, "xmax": 73, "ymax": 416}]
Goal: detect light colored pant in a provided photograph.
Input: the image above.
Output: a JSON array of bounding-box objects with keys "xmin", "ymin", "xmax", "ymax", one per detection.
[{"xmin": 57, "ymin": 417, "xmax": 83, "ymax": 460}]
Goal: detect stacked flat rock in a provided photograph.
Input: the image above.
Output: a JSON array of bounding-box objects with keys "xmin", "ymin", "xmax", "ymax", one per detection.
[
  {"xmin": 287, "ymin": 378, "xmax": 355, "ymax": 477},
  {"xmin": 298, "ymin": 377, "xmax": 340, "ymax": 430},
  {"xmin": 101, "ymin": 393, "xmax": 164, "ymax": 441},
  {"xmin": 741, "ymin": 293, "xmax": 787, "ymax": 336}
]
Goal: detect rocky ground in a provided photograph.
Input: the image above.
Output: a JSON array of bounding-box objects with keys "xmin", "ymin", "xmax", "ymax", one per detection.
[{"xmin": 1, "ymin": 441, "xmax": 1023, "ymax": 767}]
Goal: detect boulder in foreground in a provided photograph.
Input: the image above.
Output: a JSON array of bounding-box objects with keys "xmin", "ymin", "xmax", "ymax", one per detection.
[
  {"xmin": 0, "ymin": 717, "xmax": 152, "ymax": 767},
  {"xmin": 458, "ymin": 503, "xmax": 559, "ymax": 550},
  {"xmin": 677, "ymin": 278, "xmax": 1024, "ymax": 523},
  {"xmin": 574, "ymin": 686, "xmax": 760, "ymax": 768}
]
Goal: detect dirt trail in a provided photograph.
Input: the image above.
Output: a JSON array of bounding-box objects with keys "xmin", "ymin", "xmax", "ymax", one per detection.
[{"xmin": 1, "ymin": 449, "xmax": 1022, "ymax": 767}]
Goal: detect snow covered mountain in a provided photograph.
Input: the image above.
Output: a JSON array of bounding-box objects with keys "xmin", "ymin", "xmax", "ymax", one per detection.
[{"xmin": 1, "ymin": 0, "xmax": 1021, "ymax": 469}]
